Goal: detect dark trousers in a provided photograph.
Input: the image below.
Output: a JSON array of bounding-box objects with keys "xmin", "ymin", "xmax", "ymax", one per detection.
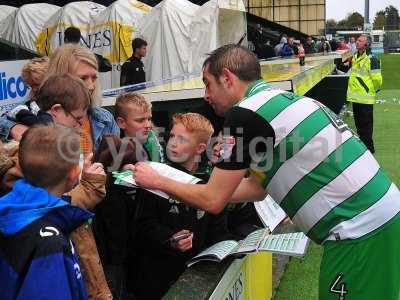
[
  {"xmin": 352, "ymin": 102, "xmax": 374, "ymax": 153},
  {"xmin": 103, "ymin": 264, "xmax": 128, "ymax": 300}
]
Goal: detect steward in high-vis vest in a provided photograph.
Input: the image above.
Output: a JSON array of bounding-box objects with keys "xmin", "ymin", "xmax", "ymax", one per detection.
[
  {"xmin": 133, "ymin": 44, "xmax": 400, "ymax": 300},
  {"xmin": 347, "ymin": 35, "xmax": 382, "ymax": 153}
]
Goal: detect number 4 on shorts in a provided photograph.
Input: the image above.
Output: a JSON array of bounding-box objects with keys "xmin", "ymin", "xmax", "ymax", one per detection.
[{"xmin": 330, "ymin": 274, "xmax": 348, "ymax": 300}]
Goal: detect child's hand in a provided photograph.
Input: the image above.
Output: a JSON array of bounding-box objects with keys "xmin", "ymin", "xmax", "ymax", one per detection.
[
  {"xmin": 10, "ymin": 124, "xmax": 28, "ymax": 141},
  {"xmin": 83, "ymin": 153, "xmax": 105, "ymax": 175},
  {"xmin": 122, "ymin": 164, "xmax": 135, "ymax": 171},
  {"xmin": 170, "ymin": 230, "xmax": 193, "ymax": 252}
]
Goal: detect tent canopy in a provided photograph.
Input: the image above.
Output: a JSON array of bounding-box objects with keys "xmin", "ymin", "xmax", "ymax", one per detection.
[
  {"xmin": 0, "ymin": 3, "xmax": 60, "ymax": 52},
  {"xmin": 0, "ymin": 0, "xmax": 247, "ymax": 88},
  {"xmin": 0, "ymin": 6, "xmax": 17, "ymax": 23},
  {"xmin": 142, "ymin": 0, "xmax": 247, "ymax": 82},
  {"xmin": 89, "ymin": 0, "xmax": 151, "ymax": 88},
  {"xmin": 140, "ymin": 0, "xmax": 199, "ymax": 82},
  {"xmin": 37, "ymin": 1, "xmax": 106, "ymax": 55}
]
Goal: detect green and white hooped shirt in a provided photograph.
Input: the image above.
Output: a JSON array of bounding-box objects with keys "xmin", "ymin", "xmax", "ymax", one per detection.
[{"xmin": 217, "ymin": 80, "xmax": 400, "ymax": 244}]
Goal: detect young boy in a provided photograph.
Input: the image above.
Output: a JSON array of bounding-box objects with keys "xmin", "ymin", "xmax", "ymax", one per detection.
[
  {"xmin": 92, "ymin": 92, "xmax": 163, "ymax": 299},
  {"xmin": 6, "ymin": 57, "xmax": 52, "ymax": 127},
  {"xmin": 114, "ymin": 92, "xmax": 164, "ymax": 163},
  {"xmin": 0, "ymin": 74, "xmax": 112, "ymax": 299},
  {"xmin": 0, "ymin": 125, "xmax": 91, "ymax": 299},
  {"xmin": 131, "ymin": 113, "xmax": 233, "ymax": 299}
]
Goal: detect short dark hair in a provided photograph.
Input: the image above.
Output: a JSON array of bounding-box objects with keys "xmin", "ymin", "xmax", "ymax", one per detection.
[
  {"xmin": 95, "ymin": 134, "xmax": 137, "ymax": 172},
  {"xmin": 64, "ymin": 27, "xmax": 81, "ymax": 44},
  {"xmin": 37, "ymin": 74, "xmax": 91, "ymax": 113},
  {"xmin": 19, "ymin": 125, "xmax": 80, "ymax": 188},
  {"xmin": 203, "ymin": 44, "xmax": 261, "ymax": 82},
  {"xmin": 132, "ymin": 38, "xmax": 147, "ymax": 52}
]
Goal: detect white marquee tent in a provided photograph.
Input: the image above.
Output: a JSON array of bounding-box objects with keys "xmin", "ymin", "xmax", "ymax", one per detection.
[
  {"xmin": 140, "ymin": 0, "xmax": 247, "ymax": 83},
  {"xmin": 89, "ymin": 0, "xmax": 151, "ymax": 89},
  {"xmin": 38, "ymin": 1, "xmax": 106, "ymax": 56},
  {"xmin": 0, "ymin": 6, "xmax": 17, "ymax": 24},
  {"xmin": 139, "ymin": 0, "xmax": 199, "ymax": 83},
  {"xmin": 0, "ymin": 0, "xmax": 247, "ymax": 88},
  {"xmin": 189, "ymin": 0, "xmax": 247, "ymax": 75},
  {"xmin": 0, "ymin": 3, "xmax": 60, "ymax": 52}
]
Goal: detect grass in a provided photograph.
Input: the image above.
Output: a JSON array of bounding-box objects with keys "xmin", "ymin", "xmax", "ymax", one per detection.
[
  {"xmin": 380, "ymin": 54, "xmax": 400, "ymax": 90},
  {"xmin": 274, "ymin": 54, "xmax": 400, "ymax": 300}
]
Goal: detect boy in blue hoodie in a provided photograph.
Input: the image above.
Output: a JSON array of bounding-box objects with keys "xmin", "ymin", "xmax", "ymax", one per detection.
[{"xmin": 0, "ymin": 125, "xmax": 92, "ymax": 300}]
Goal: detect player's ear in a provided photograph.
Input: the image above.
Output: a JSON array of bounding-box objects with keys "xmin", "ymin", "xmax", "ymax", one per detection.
[{"xmin": 221, "ymin": 67, "xmax": 235, "ymax": 88}]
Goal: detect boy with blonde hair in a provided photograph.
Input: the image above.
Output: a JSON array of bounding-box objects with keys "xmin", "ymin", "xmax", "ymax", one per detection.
[
  {"xmin": 93, "ymin": 92, "xmax": 162, "ymax": 299},
  {"xmin": 21, "ymin": 56, "xmax": 49, "ymax": 98},
  {"xmin": 130, "ymin": 112, "xmax": 231, "ymax": 299},
  {"xmin": 6, "ymin": 57, "xmax": 51, "ymax": 126},
  {"xmin": 115, "ymin": 92, "xmax": 163, "ymax": 163}
]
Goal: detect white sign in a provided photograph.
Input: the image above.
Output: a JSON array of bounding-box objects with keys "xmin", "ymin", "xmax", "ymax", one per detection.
[
  {"xmin": 209, "ymin": 259, "xmax": 244, "ymax": 300},
  {"xmin": 0, "ymin": 60, "xmax": 30, "ymax": 114}
]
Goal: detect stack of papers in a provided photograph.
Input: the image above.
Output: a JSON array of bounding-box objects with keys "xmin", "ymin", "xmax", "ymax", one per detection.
[
  {"xmin": 187, "ymin": 229, "xmax": 310, "ymax": 267},
  {"xmin": 254, "ymin": 195, "xmax": 287, "ymax": 232},
  {"xmin": 258, "ymin": 232, "xmax": 310, "ymax": 258}
]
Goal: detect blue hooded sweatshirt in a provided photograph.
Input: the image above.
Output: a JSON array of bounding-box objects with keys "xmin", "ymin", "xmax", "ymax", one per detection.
[{"xmin": 0, "ymin": 180, "xmax": 93, "ymax": 300}]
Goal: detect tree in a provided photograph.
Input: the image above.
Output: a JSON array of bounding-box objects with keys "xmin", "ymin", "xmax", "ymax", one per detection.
[
  {"xmin": 385, "ymin": 5, "xmax": 400, "ymax": 30},
  {"xmin": 373, "ymin": 10, "xmax": 385, "ymax": 29},
  {"xmin": 325, "ymin": 19, "xmax": 338, "ymax": 33},
  {"xmin": 337, "ymin": 19, "xmax": 348, "ymax": 29},
  {"xmin": 332, "ymin": 12, "xmax": 364, "ymax": 30},
  {"xmin": 326, "ymin": 19, "xmax": 337, "ymax": 28},
  {"xmin": 346, "ymin": 12, "xmax": 364, "ymax": 29}
]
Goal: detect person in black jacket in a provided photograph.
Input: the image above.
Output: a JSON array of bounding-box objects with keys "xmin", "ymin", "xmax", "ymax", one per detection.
[
  {"xmin": 93, "ymin": 135, "xmax": 139, "ymax": 300},
  {"xmin": 303, "ymin": 36, "xmax": 317, "ymax": 54},
  {"xmin": 120, "ymin": 38, "xmax": 147, "ymax": 87},
  {"xmin": 130, "ymin": 113, "xmax": 233, "ymax": 299}
]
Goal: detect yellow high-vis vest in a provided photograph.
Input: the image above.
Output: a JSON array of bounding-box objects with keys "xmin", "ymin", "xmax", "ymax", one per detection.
[{"xmin": 347, "ymin": 51, "xmax": 382, "ymax": 105}]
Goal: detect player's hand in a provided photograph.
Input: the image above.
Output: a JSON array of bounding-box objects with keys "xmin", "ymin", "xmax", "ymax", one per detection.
[
  {"xmin": 133, "ymin": 162, "xmax": 161, "ymax": 189},
  {"xmin": 282, "ymin": 217, "xmax": 293, "ymax": 225},
  {"xmin": 170, "ymin": 230, "xmax": 193, "ymax": 252},
  {"xmin": 83, "ymin": 153, "xmax": 105, "ymax": 175}
]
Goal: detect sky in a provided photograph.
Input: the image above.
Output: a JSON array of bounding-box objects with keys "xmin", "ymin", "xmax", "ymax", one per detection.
[{"xmin": 326, "ymin": 0, "xmax": 400, "ymax": 22}]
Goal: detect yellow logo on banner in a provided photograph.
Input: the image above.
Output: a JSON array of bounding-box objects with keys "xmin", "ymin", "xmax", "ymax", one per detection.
[
  {"xmin": 33, "ymin": 1, "xmax": 150, "ymax": 64},
  {"xmin": 36, "ymin": 26, "xmax": 58, "ymax": 56},
  {"xmin": 35, "ymin": 21, "xmax": 136, "ymax": 64}
]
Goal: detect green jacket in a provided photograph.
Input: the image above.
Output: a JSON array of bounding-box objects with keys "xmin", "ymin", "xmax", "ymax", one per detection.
[{"xmin": 347, "ymin": 51, "xmax": 382, "ymax": 105}]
